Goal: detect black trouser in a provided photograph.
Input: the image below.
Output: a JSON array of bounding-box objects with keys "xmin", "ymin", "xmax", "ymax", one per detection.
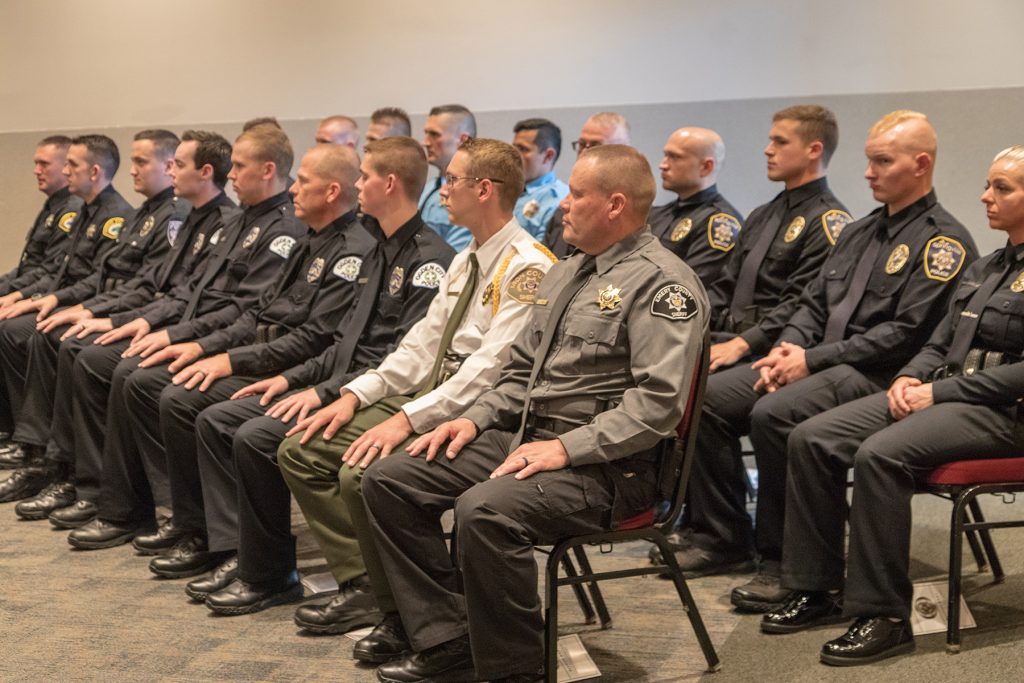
[
  {"xmin": 783, "ymin": 392, "xmax": 1024, "ymax": 619},
  {"xmin": 0, "ymin": 313, "xmax": 54, "ymax": 438},
  {"xmin": 363, "ymin": 429, "xmax": 616, "ymax": 680}
]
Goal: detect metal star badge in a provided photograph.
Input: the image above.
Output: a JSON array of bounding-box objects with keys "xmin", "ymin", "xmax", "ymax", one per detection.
[{"xmin": 597, "ymin": 284, "xmax": 621, "ymax": 311}]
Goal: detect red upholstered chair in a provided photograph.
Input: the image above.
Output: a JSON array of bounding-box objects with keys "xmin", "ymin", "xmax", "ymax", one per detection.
[
  {"xmin": 921, "ymin": 456, "xmax": 1024, "ymax": 653},
  {"xmin": 542, "ymin": 333, "xmax": 720, "ymax": 680}
]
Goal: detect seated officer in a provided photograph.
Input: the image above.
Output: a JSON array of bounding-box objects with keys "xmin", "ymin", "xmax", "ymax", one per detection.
[
  {"xmin": 315, "ymin": 115, "xmax": 359, "ymax": 147},
  {"xmin": 511, "ymin": 117, "xmax": 568, "ymax": 240},
  {"xmin": 366, "ymin": 107, "xmax": 412, "ymax": 147},
  {"xmin": 657, "ymin": 104, "xmax": 851, "ymax": 575},
  {"xmin": 275, "ymin": 138, "xmax": 556, "ymax": 640},
  {"xmin": 542, "ymin": 112, "xmax": 631, "ymax": 257},
  {"xmin": 722, "ymin": 110, "xmax": 977, "ymax": 612},
  {"xmin": 761, "ymin": 145, "xmax": 1024, "ymax": 666},
  {"xmin": 420, "ymin": 104, "xmax": 475, "ymax": 251},
  {"xmin": 648, "ymin": 127, "xmax": 743, "ymax": 286},
  {"xmin": 361, "ymin": 144, "xmax": 708, "ymax": 683}
]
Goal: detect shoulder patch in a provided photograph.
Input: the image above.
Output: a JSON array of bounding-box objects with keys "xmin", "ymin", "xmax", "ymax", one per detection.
[
  {"xmin": 924, "ymin": 236, "xmax": 967, "ymax": 282},
  {"xmin": 332, "ymin": 256, "xmax": 363, "ymax": 282},
  {"xmin": 57, "ymin": 211, "xmax": 76, "ymax": 233},
  {"xmin": 166, "ymin": 219, "xmax": 183, "ymax": 246},
  {"xmin": 533, "ymin": 241, "xmax": 558, "ymax": 263},
  {"xmin": 821, "ymin": 209, "xmax": 853, "ymax": 246},
  {"xmin": 707, "ymin": 213, "xmax": 740, "ymax": 252},
  {"xmin": 651, "ymin": 284, "xmax": 698, "ymax": 321},
  {"xmin": 412, "ymin": 262, "xmax": 446, "ymax": 289},
  {"xmin": 101, "ymin": 217, "xmax": 124, "ymax": 240},
  {"xmin": 506, "ymin": 266, "xmax": 545, "ymax": 305},
  {"xmin": 269, "ymin": 235, "xmax": 295, "ymax": 259}
]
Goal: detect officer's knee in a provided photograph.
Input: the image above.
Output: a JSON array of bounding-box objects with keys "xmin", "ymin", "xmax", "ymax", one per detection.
[
  {"xmin": 338, "ymin": 462, "xmax": 366, "ymax": 502},
  {"xmin": 749, "ymin": 392, "xmax": 784, "ymax": 434}
]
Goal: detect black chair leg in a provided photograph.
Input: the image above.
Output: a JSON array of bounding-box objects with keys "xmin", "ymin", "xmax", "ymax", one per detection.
[
  {"xmin": 572, "ymin": 545, "xmax": 612, "ymax": 629},
  {"xmin": 967, "ymin": 497, "xmax": 1004, "ymax": 582},
  {"xmin": 946, "ymin": 490, "xmax": 971, "ymax": 654},
  {"xmin": 653, "ymin": 533, "xmax": 721, "ymax": 672},
  {"xmin": 560, "ymin": 554, "xmax": 597, "ymax": 625},
  {"xmin": 544, "ymin": 543, "xmax": 567, "ymax": 682}
]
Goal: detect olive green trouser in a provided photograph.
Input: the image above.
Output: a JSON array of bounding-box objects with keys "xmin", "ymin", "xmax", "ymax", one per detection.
[{"xmin": 277, "ymin": 395, "xmax": 412, "ymax": 613}]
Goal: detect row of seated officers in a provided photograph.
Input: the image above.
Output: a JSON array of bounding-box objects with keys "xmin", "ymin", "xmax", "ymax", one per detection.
[{"xmin": 0, "ymin": 101, "xmax": 1021, "ymax": 678}]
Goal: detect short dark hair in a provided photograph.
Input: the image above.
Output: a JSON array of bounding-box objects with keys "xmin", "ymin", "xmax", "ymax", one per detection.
[
  {"xmin": 364, "ymin": 136, "xmax": 428, "ymax": 202},
  {"xmin": 38, "ymin": 135, "xmax": 72, "ymax": 151},
  {"xmin": 370, "ymin": 107, "xmax": 412, "ymax": 137},
  {"xmin": 71, "ymin": 134, "xmax": 120, "ymax": 179},
  {"xmin": 134, "ymin": 129, "xmax": 180, "ymax": 160},
  {"xmin": 236, "ymin": 125, "xmax": 294, "ymax": 182},
  {"xmin": 182, "ymin": 130, "xmax": 233, "ymax": 189},
  {"xmin": 428, "ymin": 104, "xmax": 476, "ymax": 137},
  {"xmin": 773, "ymin": 104, "xmax": 840, "ymax": 165},
  {"xmin": 514, "ymin": 117, "xmax": 563, "ymax": 162},
  {"xmin": 242, "ymin": 116, "xmax": 282, "ymax": 131}
]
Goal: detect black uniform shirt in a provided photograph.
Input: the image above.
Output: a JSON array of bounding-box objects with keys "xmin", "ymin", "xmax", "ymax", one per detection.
[
  {"xmin": 281, "ymin": 213, "xmax": 456, "ymax": 402},
  {"xmin": 778, "ymin": 191, "xmax": 977, "ymax": 384},
  {"xmin": 647, "ymin": 184, "xmax": 743, "ymax": 288},
  {"xmin": 20, "ymin": 184, "xmax": 133, "ymax": 297},
  {"xmin": 2, "ymin": 186, "xmax": 82, "ymax": 285},
  {"xmin": 706, "ymin": 177, "xmax": 851, "ymax": 353},
  {"xmin": 101, "ymin": 194, "xmax": 237, "ymax": 325}
]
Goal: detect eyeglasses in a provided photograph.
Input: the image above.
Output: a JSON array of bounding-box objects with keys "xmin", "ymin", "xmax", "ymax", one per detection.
[
  {"xmin": 571, "ymin": 139, "xmax": 603, "ymax": 153},
  {"xmin": 444, "ymin": 174, "xmax": 506, "ymax": 187}
]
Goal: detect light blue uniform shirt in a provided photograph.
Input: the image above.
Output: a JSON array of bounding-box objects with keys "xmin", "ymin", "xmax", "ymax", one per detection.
[
  {"xmin": 514, "ymin": 171, "xmax": 570, "ymax": 240},
  {"xmin": 419, "ymin": 177, "xmax": 472, "ymax": 251}
]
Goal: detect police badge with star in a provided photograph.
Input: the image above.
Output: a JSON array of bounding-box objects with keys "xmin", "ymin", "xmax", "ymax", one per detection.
[
  {"xmin": 708, "ymin": 213, "xmax": 740, "ymax": 252},
  {"xmin": 924, "ymin": 236, "xmax": 967, "ymax": 282},
  {"xmin": 651, "ymin": 284, "xmax": 698, "ymax": 321}
]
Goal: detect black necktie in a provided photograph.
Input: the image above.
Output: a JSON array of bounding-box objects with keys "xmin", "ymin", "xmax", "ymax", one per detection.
[
  {"xmin": 182, "ymin": 216, "xmax": 248, "ymax": 320},
  {"xmin": 944, "ymin": 251, "xmax": 1017, "ymax": 370},
  {"xmin": 729, "ymin": 196, "xmax": 786, "ymax": 323},
  {"xmin": 510, "ymin": 256, "xmax": 597, "ymax": 449},
  {"xmin": 417, "ymin": 253, "xmax": 479, "ymax": 396},
  {"xmin": 822, "ymin": 222, "xmax": 886, "ymax": 343},
  {"xmin": 334, "ymin": 242, "xmax": 386, "ymax": 372},
  {"xmin": 54, "ymin": 203, "xmax": 94, "ymax": 286}
]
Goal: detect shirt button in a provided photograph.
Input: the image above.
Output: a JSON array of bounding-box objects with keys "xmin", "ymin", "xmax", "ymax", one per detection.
[
  {"xmin": 587, "ymin": 332, "xmax": 595, "ymax": 340},
  {"xmin": 829, "ymin": 270, "xmax": 836, "ymax": 276},
  {"xmin": 1003, "ymin": 302, "xmax": 1010, "ymax": 309}
]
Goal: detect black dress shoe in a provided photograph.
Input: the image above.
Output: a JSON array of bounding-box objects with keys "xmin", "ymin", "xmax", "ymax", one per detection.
[
  {"xmin": 0, "ymin": 444, "xmax": 29, "ymax": 469},
  {"xmin": 49, "ymin": 500, "xmax": 98, "ymax": 529},
  {"xmin": 375, "ymin": 635, "xmax": 475, "ymax": 683},
  {"xmin": 648, "ymin": 528, "xmax": 695, "ymax": 564},
  {"xmin": 731, "ymin": 561, "xmax": 792, "ymax": 613},
  {"xmin": 205, "ymin": 572, "xmax": 304, "ymax": 615},
  {"xmin": 761, "ymin": 590, "xmax": 846, "ymax": 634},
  {"xmin": 68, "ymin": 518, "xmax": 150, "ymax": 549},
  {"xmin": 132, "ymin": 518, "xmax": 187, "ymax": 555},
  {"xmin": 820, "ymin": 617, "xmax": 915, "ymax": 666},
  {"xmin": 148, "ymin": 535, "xmax": 234, "ymax": 579},
  {"xmin": 14, "ymin": 481, "xmax": 77, "ymax": 520},
  {"xmin": 294, "ymin": 574, "xmax": 381, "ymax": 634},
  {"xmin": 185, "ymin": 556, "xmax": 240, "ymax": 601},
  {"xmin": 0, "ymin": 466, "xmax": 55, "ymax": 503},
  {"xmin": 353, "ymin": 612, "xmax": 411, "ymax": 664}
]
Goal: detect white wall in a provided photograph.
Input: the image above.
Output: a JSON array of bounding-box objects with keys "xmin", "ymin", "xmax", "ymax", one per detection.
[{"xmin": 2, "ymin": 0, "xmax": 1023, "ymax": 132}]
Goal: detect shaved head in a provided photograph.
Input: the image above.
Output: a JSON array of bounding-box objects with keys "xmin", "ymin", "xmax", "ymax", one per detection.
[
  {"xmin": 672, "ymin": 127, "xmax": 725, "ymax": 165},
  {"xmin": 660, "ymin": 127, "xmax": 725, "ymax": 196},
  {"xmin": 316, "ymin": 116, "xmax": 359, "ymax": 147}
]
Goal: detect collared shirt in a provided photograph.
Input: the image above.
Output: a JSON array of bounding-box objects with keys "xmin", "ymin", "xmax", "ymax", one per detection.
[
  {"xmin": 647, "ymin": 184, "xmax": 744, "ymax": 288},
  {"xmin": 419, "ymin": 176, "xmax": 472, "ymax": 251},
  {"xmin": 706, "ymin": 176, "xmax": 852, "ymax": 354},
  {"xmin": 345, "ymin": 219, "xmax": 558, "ymax": 432},
  {"xmin": 281, "ymin": 213, "xmax": 456, "ymax": 402},
  {"xmin": 900, "ymin": 241, "xmax": 1024, "ymax": 406},
  {"xmin": 3, "ymin": 187, "xmax": 82, "ymax": 284},
  {"xmin": 778, "ymin": 191, "xmax": 977, "ymax": 384},
  {"xmin": 460, "ymin": 227, "xmax": 709, "ymax": 465},
  {"xmin": 514, "ymin": 171, "xmax": 569, "ymax": 241}
]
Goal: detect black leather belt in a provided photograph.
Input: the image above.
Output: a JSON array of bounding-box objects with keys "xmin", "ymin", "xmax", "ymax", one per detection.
[
  {"xmin": 931, "ymin": 348, "xmax": 1021, "ymax": 380},
  {"xmin": 525, "ymin": 414, "xmax": 581, "ymax": 435},
  {"xmin": 255, "ymin": 323, "xmax": 286, "ymax": 344}
]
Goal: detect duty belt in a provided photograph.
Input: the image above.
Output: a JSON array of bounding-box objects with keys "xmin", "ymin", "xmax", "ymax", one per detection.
[
  {"xmin": 931, "ymin": 348, "xmax": 1021, "ymax": 380},
  {"xmin": 525, "ymin": 414, "xmax": 583, "ymax": 435},
  {"xmin": 255, "ymin": 323, "xmax": 286, "ymax": 344}
]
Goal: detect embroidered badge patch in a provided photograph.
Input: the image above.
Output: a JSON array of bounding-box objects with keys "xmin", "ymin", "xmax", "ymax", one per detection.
[
  {"xmin": 651, "ymin": 284, "xmax": 698, "ymax": 321},
  {"xmin": 166, "ymin": 219, "xmax": 183, "ymax": 246},
  {"xmin": 670, "ymin": 217, "xmax": 692, "ymax": 242},
  {"xmin": 102, "ymin": 217, "xmax": 124, "ymax": 240},
  {"xmin": 507, "ymin": 267, "xmax": 545, "ymax": 304},
  {"xmin": 57, "ymin": 212, "xmax": 76, "ymax": 233},
  {"xmin": 307, "ymin": 257, "xmax": 325, "ymax": 283},
  {"xmin": 784, "ymin": 216, "xmax": 805, "ymax": 243},
  {"xmin": 886, "ymin": 244, "xmax": 910, "ymax": 275},
  {"xmin": 269, "ymin": 235, "xmax": 295, "ymax": 259},
  {"xmin": 332, "ymin": 256, "xmax": 362, "ymax": 282},
  {"xmin": 924, "ymin": 236, "xmax": 967, "ymax": 282},
  {"xmin": 821, "ymin": 209, "xmax": 853, "ymax": 246},
  {"xmin": 412, "ymin": 263, "xmax": 445, "ymax": 289},
  {"xmin": 708, "ymin": 213, "xmax": 740, "ymax": 252}
]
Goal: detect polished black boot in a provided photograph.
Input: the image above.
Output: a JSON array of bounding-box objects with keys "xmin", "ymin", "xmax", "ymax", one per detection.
[
  {"xmin": 185, "ymin": 556, "xmax": 239, "ymax": 601},
  {"xmin": 15, "ymin": 481, "xmax": 77, "ymax": 520},
  {"xmin": 353, "ymin": 612, "xmax": 411, "ymax": 664},
  {"xmin": 293, "ymin": 574, "xmax": 380, "ymax": 634},
  {"xmin": 149, "ymin": 534, "xmax": 234, "ymax": 579},
  {"xmin": 132, "ymin": 518, "xmax": 187, "ymax": 555},
  {"xmin": 205, "ymin": 571, "xmax": 303, "ymax": 615}
]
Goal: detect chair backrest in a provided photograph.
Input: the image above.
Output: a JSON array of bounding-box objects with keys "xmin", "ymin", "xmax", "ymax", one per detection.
[{"xmin": 653, "ymin": 329, "xmax": 711, "ymax": 530}]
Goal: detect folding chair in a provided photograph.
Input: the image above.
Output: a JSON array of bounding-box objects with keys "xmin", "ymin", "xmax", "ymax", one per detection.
[{"xmin": 542, "ymin": 333, "xmax": 720, "ymax": 680}]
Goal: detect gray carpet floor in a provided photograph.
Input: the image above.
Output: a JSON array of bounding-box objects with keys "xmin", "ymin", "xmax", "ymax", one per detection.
[{"xmin": 3, "ymin": 470, "xmax": 1024, "ymax": 682}]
